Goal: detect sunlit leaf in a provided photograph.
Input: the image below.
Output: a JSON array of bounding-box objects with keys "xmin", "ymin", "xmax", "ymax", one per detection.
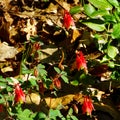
[
  {"xmin": 103, "ymin": 15, "xmax": 116, "ymax": 23},
  {"xmin": 0, "ymin": 94, "xmax": 5, "ymax": 103},
  {"xmin": 84, "ymin": 4, "xmax": 96, "ymax": 17},
  {"xmin": 108, "ymin": 61, "xmax": 115, "ymax": 68},
  {"xmin": 37, "ymin": 64, "xmax": 45, "ymax": 69},
  {"xmin": 101, "ymin": 55, "xmax": 110, "ymax": 63},
  {"xmin": 70, "ymin": 80, "xmax": 79, "ymax": 86},
  {"xmin": 91, "ymin": 10, "xmax": 109, "ymax": 18},
  {"xmin": 54, "ymin": 67, "xmax": 61, "ymax": 74},
  {"xmin": 68, "ymin": 108, "xmax": 73, "ymax": 115},
  {"xmin": 49, "ymin": 109, "xmax": 63, "ymax": 118},
  {"xmin": 0, "ymin": 82, "xmax": 6, "ymax": 87},
  {"xmin": 35, "ymin": 112, "xmax": 46, "ymax": 119},
  {"xmin": 0, "ymin": 76, "xmax": 5, "ymax": 82},
  {"xmin": 82, "ymin": 20, "xmax": 105, "ymax": 31},
  {"xmin": 107, "ymin": 0, "xmax": 119, "ymax": 8},
  {"xmin": 21, "ymin": 63, "xmax": 32, "ymax": 74},
  {"xmin": 61, "ymin": 75, "xmax": 69, "ymax": 83},
  {"xmin": 88, "ymin": 0, "xmax": 113, "ymax": 10},
  {"xmin": 70, "ymin": 6, "xmax": 81, "ymax": 15},
  {"xmin": 6, "ymin": 86, "xmax": 13, "ymax": 92},
  {"xmin": 112, "ymin": 23, "xmax": 120, "ymax": 39},
  {"xmin": 107, "ymin": 45, "xmax": 118, "ymax": 59}
]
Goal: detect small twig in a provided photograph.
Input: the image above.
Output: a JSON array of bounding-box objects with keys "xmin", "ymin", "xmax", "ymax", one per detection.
[
  {"xmin": 52, "ymin": 0, "xmax": 66, "ymax": 10},
  {"xmin": 109, "ymin": 81, "xmax": 112, "ymax": 92},
  {"xmin": 58, "ymin": 50, "xmax": 64, "ymax": 70}
]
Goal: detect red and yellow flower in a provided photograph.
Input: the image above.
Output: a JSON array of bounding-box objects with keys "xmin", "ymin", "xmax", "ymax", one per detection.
[
  {"xmin": 14, "ymin": 83, "xmax": 25, "ymax": 104},
  {"xmin": 76, "ymin": 51, "xmax": 88, "ymax": 73},
  {"xmin": 82, "ymin": 96, "xmax": 94, "ymax": 116}
]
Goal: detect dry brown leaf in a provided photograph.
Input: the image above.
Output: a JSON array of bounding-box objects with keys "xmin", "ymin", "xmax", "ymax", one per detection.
[
  {"xmin": 25, "ymin": 93, "xmax": 84, "ymax": 109},
  {"xmin": 46, "ymin": 3, "xmax": 58, "ymax": 13},
  {"xmin": 26, "ymin": 93, "xmax": 41, "ymax": 105},
  {"xmin": 4, "ymin": 12, "xmax": 13, "ymax": 25},
  {"xmin": 1, "ymin": 66, "xmax": 13, "ymax": 73},
  {"xmin": 71, "ymin": 29, "xmax": 81, "ymax": 43},
  {"xmin": 0, "ymin": 42, "xmax": 18, "ymax": 61},
  {"xmin": 22, "ymin": 18, "xmax": 37, "ymax": 40}
]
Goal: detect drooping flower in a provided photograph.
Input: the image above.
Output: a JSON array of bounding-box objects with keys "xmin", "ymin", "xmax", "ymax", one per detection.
[
  {"xmin": 0, "ymin": 104, "xmax": 3, "ymax": 112},
  {"xmin": 53, "ymin": 78, "xmax": 61, "ymax": 89},
  {"xmin": 34, "ymin": 68, "xmax": 39, "ymax": 77},
  {"xmin": 14, "ymin": 83, "xmax": 25, "ymax": 104},
  {"xmin": 38, "ymin": 81, "xmax": 46, "ymax": 95},
  {"xmin": 76, "ymin": 51, "xmax": 88, "ymax": 73},
  {"xmin": 33, "ymin": 42, "xmax": 41, "ymax": 51},
  {"xmin": 82, "ymin": 96, "xmax": 94, "ymax": 116},
  {"xmin": 63, "ymin": 10, "xmax": 75, "ymax": 30}
]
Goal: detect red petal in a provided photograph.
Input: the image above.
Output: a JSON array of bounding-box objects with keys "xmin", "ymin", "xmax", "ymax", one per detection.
[
  {"xmin": 82, "ymin": 96, "xmax": 94, "ymax": 116},
  {"xmin": 76, "ymin": 51, "xmax": 87, "ymax": 72},
  {"xmin": 53, "ymin": 78, "xmax": 61, "ymax": 89},
  {"xmin": 63, "ymin": 10, "xmax": 75, "ymax": 29},
  {"xmin": 14, "ymin": 84, "xmax": 25, "ymax": 103}
]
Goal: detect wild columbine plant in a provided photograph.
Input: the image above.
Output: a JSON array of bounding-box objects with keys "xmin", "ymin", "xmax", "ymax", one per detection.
[
  {"xmin": 63, "ymin": 10, "xmax": 75, "ymax": 30},
  {"xmin": 76, "ymin": 51, "xmax": 88, "ymax": 73},
  {"xmin": 82, "ymin": 96, "xmax": 94, "ymax": 116},
  {"xmin": 14, "ymin": 83, "xmax": 25, "ymax": 104}
]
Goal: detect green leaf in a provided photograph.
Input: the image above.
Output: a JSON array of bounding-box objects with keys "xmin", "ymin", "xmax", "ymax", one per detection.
[
  {"xmin": 29, "ymin": 78, "xmax": 37, "ymax": 86},
  {"xmin": 0, "ymin": 76, "xmax": 5, "ymax": 82},
  {"xmin": 70, "ymin": 80, "xmax": 79, "ymax": 86},
  {"xmin": 0, "ymin": 82, "xmax": 6, "ymax": 87},
  {"xmin": 107, "ymin": 0, "xmax": 119, "ymax": 8},
  {"xmin": 88, "ymin": 0, "xmax": 113, "ymax": 10},
  {"xmin": 61, "ymin": 75, "xmax": 69, "ymax": 83},
  {"xmin": 108, "ymin": 61, "xmax": 115, "ymax": 68},
  {"xmin": 112, "ymin": 23, "xmax": 120, "ymax": 39},
  {"xmin": 35, "ymin": 112, "xmax": 46, "ymax": 119},
  {"xmin": 71, "ymin": 115, "xmax": 78, "ymax": 120},
  {"xmin": 101, "ymin": 55, "xmax": 110, "ymax": 62},
  {"xmin": 91, "ymin": 10, "xmax": 109, "ymax": 18},
  {"xmin": 49, "ymin": 109, "xmax": 63, "ymax": 118},
  {"xmin": 70, "ymin": 6, "xmax": 81, "ymax": 15},
  {"xmin": 84, "ymin": 4, "xmax": 96, "ymax": 17},
  {"xmin": 17, "ymin": 109, "xmax": 34, "ymax": 120},
  {"xmin": 54, "ymin": 67, "xmax": 61, "ymax": 74},
  {"xmin": 39, "ymin": 69, "xmax": 47, "ymax": 77},
  {"xmin": 21, "ymin": 63, "xmax": 32, "ymax": 74},
  {"xmin": 107, "ymin": 45, "xmax": 118, "ymax": 58},
  {"xmin": 82, "ymin": 20, "xmax": 105, "ymax": 31},
  {"xmin": 68, "ymin": 108, "xmax": 73, "ymax": 115},
  {"xmin": 0, "ymin": 94, "xmax": 5, "ymax": 103},
  {"xmin": 37, "ymin": 64, "xmax": 45, "ymax": 69},
  {"xmin": 6, "ymin": 86, "xmax": 13, "ymax": 92},
  {"xmin": 103, "ymin": 15, "xmax": 116, "ymax": 23},
  {"xmin": 6, "ymin": 77, "xmax": 13, "ymax": 83}
]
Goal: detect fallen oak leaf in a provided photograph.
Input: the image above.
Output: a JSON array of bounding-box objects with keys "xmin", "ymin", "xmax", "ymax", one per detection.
[{"xmin": 0, "ymin": 42, "xmax": 18, "ymax": 61}]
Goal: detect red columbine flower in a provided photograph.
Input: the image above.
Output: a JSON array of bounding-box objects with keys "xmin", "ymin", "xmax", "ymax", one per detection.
[
  {"xmin": 38, "ymin": 81, "xmax": 46, "ymax": 95},
  {"xmin": 63, "ymin": 10, "xmax": 75, "ymax": 30},
  {"xmin": 14, "ymin": 83, "xmax": 25, "ymax": 104},
  {"xmin": 53, "ymin": 78, "xmax": 61, "ymax": 89},
  {"xmin": 82, "ymin": 96, "xmax": 94, "ymax": 116},
  {"xmin": 76, "ymin": 51, "xmax": 88, "ymax": 73},
  {"xmin": 0, "ymin": 104, "xmax": 3, "ymax": 112},
  {"xmin": 33, "ymin": 42, "xmax": 41, "ymax": 51}
]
